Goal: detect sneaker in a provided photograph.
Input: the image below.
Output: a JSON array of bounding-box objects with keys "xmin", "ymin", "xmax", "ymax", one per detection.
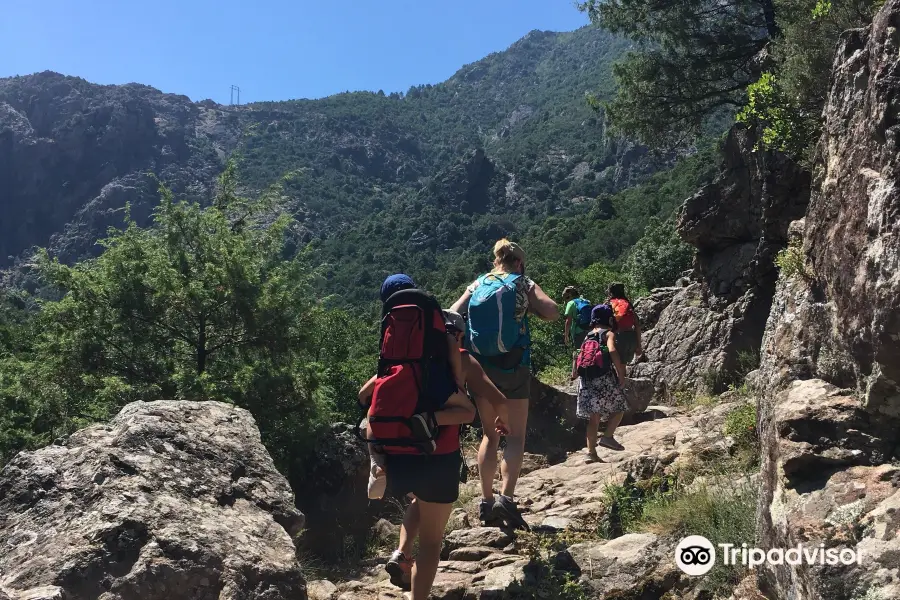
[
  {"xmin": 367, "ymin": 462, "xmax": 386, "ymax": 500},
  {"xmin": 385, "ymin": 550, "xmax": 413, "ymax": 590},
  {"xmin": 492, "ymin": 494, "xmax": 530, "ymax": 531},
  {"xmin": 479, "ymin": 498, "xmax": 502, "ymax": 527},
  {"xmin": 597, "ymin": 436, "xmax": 625, "ymax": 451},
  {"xmin": 408, "ymin": 414, "xmax": 437, "ymax": 453}
]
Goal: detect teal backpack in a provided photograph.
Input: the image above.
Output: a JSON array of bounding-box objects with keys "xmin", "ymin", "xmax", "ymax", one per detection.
[{"xmin": 467, "ymin": 273, "xmax": 528, "ymax": 367}]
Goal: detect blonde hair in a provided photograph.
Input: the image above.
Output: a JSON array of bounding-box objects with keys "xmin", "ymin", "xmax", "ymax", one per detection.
[{"xmin": 491, "ymin": 238, "xmax": 526, "ymax": 274}]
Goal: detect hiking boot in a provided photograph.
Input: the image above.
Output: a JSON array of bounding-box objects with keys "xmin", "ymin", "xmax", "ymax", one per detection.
[
  {"xmin": 492, "ymin": 495, "xmax": 530, "ymax": 531},
  {"xmin": 598, "ymin": 436, "xmax": 625, "ymax": 451},
  {"xmin": 385, "ymin": 550, "xmax": 413, "ymax": 590},
  {"xmin": 479, "ymin": 498, "xmax": 503, "ymax": 527},
  {"xmin": 408, "ymin": 413, "xmax": 437, "ymax": 453}
]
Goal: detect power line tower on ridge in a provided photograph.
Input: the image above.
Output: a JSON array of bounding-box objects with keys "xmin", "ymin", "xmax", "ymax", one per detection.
[{"xmin": 230, "ymin": 85, "xmax": 241, "ymax": 106}]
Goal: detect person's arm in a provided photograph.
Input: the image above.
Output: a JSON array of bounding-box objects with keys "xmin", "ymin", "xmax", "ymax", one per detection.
[
  {"xmin": 564, "ymin": 316, "xmax": 573, "ymax": 347},
  {"xmin": 462, "ymin": 354, "xmax": 509, "ymax": 434},
  {"xmin": 607, "ymin": 332, "xmax": 626, "ymax": 387},
  {"xmin": 446, "ymin": 335, "xmax": 466, "ymax": 391},
  {"xmin": 358, "ymin": 375, "xmax": 378, "ymax": 406},
  {"xmin": 434, "ymin": 390, "xmax": 477, "ymax": 426},
  {"xmin": 450, "ymin": 281, "xmax": 477, "ymax": 316},
  {"xmin": 528, "ymin": 282, "xmax": 560, "ymax": 321}
]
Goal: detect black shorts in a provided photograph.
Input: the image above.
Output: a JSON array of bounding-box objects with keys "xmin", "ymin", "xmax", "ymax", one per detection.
[{"xmin": 385, "ymin": 451, "xmax": 462, "ymax": 504}]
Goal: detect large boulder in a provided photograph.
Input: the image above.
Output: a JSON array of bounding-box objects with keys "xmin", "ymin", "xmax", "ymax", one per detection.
[
  {"xmin": 758, "ymin": 380, "xmax": 900, "ymax": 599},
  {"xmin": 632, "ymin": 124, "xmax": 810, "ymax": 395},
  {"xmin": 0, "ymin": 401, "xmax": 307, "ymax": 600}
]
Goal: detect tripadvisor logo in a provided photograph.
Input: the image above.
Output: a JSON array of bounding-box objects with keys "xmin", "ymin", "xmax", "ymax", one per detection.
[{"xmin": 675, "ymin": 536, "xmax": 863, "ymax": 576}]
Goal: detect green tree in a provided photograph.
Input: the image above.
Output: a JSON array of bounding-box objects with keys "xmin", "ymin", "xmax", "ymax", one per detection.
[
  {"xmin": 737, "ymin": 0, "xmax": 878, "ymax": 160},
  {"xmin": 625, "ymin": 217, "xmax": 694, "ymax": 290},
  {"xmin": 579, "ymin": 0, "xmax": 879, "ymax": 152},
  {"xmin": 580, "ymin": 0, "xmax": 778, "ymax": 145},
  {"xmin": 7, "ymin": 164, "xmax": 329, "ymax": 475}
]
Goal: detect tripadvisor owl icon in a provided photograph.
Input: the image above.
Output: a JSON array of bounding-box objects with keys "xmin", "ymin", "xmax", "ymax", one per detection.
[{"xmin": 675, "ymin": 535, "xmax": 716, "ymax": 576}]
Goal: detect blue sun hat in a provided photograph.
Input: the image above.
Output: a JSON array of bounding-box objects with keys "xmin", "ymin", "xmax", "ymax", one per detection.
[{"xmin": 380, "ymin": 274, "xmax": 417, "ymax": 303}]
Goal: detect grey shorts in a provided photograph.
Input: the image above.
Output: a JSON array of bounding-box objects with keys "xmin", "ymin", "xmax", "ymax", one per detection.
[
  {"xmin": 615, "ymin": 330, "xmax": 639, "ymax": 365},
  {"xmin": 481, "ymin": 363, "xmax": 532, "ymax": 399}
]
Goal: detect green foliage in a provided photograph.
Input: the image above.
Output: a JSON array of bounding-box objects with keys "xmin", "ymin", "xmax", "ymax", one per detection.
[
  {"xmin": 736, "ymin": 72, "xmax": 816, "ymax": 158},
  {"xmin": 642, "ymin": 479, "xmax": 758, "ymax": 596},
  {"xmin": 775, "ymin": 237, "xmax": 809, "ymax": 279},
  {"xmin": 723, "ymin": 402, "xmax": 759, "ymax": 451},
  {"xmin": 734, "ymin": 349, "xmax": 761, "ymax": 382},
  {"xmin": 581, "ymin": 0, "xmax": 881, "ymax": 157},
  {"xmin": 625, "ymin": 217, "xmax": 693, "ymax": 290},
  {"xmin": 0, "ymin": 167, "xmax": 374, "ymax": 478},
  {"xmin": 599, "ymin": 475, "xmax": 679, "ymax": 538},
  {"xmin": 579, "ymin": 0, "xmax": 775, "ymax": 145}
]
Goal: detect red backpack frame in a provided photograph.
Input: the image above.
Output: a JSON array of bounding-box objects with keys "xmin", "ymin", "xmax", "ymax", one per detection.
[{"xmin": 366, "ymin": 289, "xmax": 448, "ymax": 455}]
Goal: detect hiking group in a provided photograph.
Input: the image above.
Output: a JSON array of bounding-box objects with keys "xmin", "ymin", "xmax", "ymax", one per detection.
[{"xmin": 358, "ymin": 239, "xmax": 643, "ymax": 599}]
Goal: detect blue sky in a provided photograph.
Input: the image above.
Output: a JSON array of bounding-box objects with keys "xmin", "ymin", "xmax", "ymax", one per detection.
[{"xmin": 0, "ymin": 0, "xmax": 589, "ymax": 104}]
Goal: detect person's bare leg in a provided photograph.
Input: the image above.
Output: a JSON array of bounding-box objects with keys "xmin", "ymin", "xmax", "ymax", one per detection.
[
  {"xmin": 474, "ymin": 395, "xmax": 500, "ymax": 501},
  {"xmin": 499, "ymin": 397, "xmax": 528, "ymax": 497},
  {"xmin": 410, "ymin": 499, "xmax": 454, "ymax": 600},
  {"xmin": 604, "ymin": 412, "xmax": 625, "ymax": 438},
  {"xmin": 398, "ymin": 498, "xmax": 420, "ymax": 557},
  {"xmin": 587, "ymin": 413, "xmax": 601, "ymax": 458}
]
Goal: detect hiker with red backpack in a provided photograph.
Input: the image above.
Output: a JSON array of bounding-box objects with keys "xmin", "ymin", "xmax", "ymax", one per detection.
[
  {"xmin": 571, "ymin": 304, "xmax": 629, "ymax": 462},
  {"xmin": 450, "ymin": 239, "xmax": 559, "ymax": 531},
  {"xmin": 360, "ymin": 274, "xmax": 469, "ymax": 500},
  {"xmin": 562, "ymin": 286, "xmax": 592, "ymax": 348},
  {"xmin": 358, "ymin": 275, "xmax": 478, "ymax": 599},
  {"xmin": 607, "ymin": 282, "xmax": 643, "ymax": 366}
]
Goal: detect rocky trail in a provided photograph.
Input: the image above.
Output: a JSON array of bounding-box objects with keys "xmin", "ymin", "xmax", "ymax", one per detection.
[{"xmin": 317, "ymin": 390, "xmax": 758, "ymax": 600}]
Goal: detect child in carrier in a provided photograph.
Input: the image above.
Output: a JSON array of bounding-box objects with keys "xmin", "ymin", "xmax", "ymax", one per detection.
[
  {"xmin": 359, "ymin": 274, "xmax": 470, "ymax": 499},
  {"xmin": 571, "ymin": 304, "xmax": 629, "ymax": 462}
]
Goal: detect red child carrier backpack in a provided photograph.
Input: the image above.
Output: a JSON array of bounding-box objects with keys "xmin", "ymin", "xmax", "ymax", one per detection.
[
  {"xmin": 367, "ymin": 288, "xmax": 450, "ymax": 455},
  {"xmin": 610, "ymin": 298, "xmax": 636, "ymax": 331},
  {"xmin": 576, "ymin": 330, "xmax": 613, "ymax": 378}
]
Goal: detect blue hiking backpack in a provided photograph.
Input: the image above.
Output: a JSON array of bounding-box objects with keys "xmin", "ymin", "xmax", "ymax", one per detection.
[
  {"xmin": 467, "ymin": 273, "xmax": 527, "ymax": 361},
  {"xmin": 573, "ymin": 298, "xmax": 592, "ymax": 328}
]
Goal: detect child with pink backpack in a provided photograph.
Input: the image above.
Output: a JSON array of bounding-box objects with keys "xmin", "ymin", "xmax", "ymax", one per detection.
[{"xmin": 570, "ymin": 304, "xmax": 628, "ymax": 462}]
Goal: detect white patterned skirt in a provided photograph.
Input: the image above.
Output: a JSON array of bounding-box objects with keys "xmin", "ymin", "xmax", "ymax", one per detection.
[{"xmin": 576, "ymin": 372, "xmax": 629, "ymax": 419}]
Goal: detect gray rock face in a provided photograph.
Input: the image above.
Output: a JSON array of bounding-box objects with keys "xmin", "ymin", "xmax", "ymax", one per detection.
[
  {"xmin": 758, "ymin": 380, "xmax": 900, "ymax": 599},
  {"xmin": 632, "ymin": 125, "xmax": 810, "ymax": 395},
  {"xmin": 758, "ymin": 5, "xmax": 900, "ymax": 414},
  {"xmin": 0, "ymin": 400, "xmax": 307, "ymax": 600},
  {"xmin": 0, "ymin": 73, "xmax": 238, "ymax": 266},
  {"xmin": 753, "ymin": 5, "xmax": 900, "ymax": 598},
  {"xmin": 632, "ymin": 286, "xmax": 679, "ymax": 332}
]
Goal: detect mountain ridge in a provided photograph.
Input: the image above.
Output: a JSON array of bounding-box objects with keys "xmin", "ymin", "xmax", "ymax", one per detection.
[{"xmin": 0, "ymin": 25, "xmax": 670, "ymax": 305}]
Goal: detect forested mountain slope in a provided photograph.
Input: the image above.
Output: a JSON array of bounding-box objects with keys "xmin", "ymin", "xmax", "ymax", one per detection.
[{"xmin": 0, "ymin": 26, "xmax": 699, "ymax": 306}]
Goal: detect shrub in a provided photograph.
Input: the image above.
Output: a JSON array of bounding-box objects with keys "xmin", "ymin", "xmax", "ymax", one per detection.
[
  {"xmin": 724, "ymin": 402, "xmax": 759, "ymax": 452},
  {"xmin": 775, "ymin": 238, "xmax": 809, "ymax": 279},
  {"xmin": 642, "ymin": 479, "xmax": 758, "ymax": 596}
]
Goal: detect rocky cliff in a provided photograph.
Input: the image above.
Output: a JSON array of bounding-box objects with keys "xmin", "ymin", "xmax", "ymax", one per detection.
[
  {"xmin": 0, "ymin": 73, "xmax": 240, "ymax": 266},
  {"xmin": 0, "ymin": 400, "xmax": 307, "ymax": 600},
  {"xmin": 752, "ymin": 1, "xmax": 900, "ymax": 598},
  {"xmin": 631, "ymin": 125, "xmax": 810, "ymax": 396}
]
